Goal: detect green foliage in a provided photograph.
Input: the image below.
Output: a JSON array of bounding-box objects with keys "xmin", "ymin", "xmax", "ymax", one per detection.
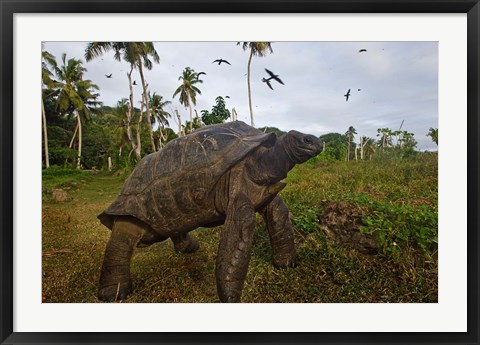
[
  {"xmin": 81, "ymin": 120, "xmax": 112, "ymax": 169},
  {"xmin": 318, "ymin": 133, "xmax": 347, "ymax": 161},
  {"xmin": 48, "ymin": 146, "xmax": 77, "ymax": 167},
  {"xmin": 42, "ymin": 154, "xmax": 437, "ymax": 303},
  {"xmin": 257, "ymin": 126, "xmax": 287, "ymax": 136},
  {"xmin": 360, "ymin": 201, "xmax": 437, "ymax": 259},
  {"xmin": 201, "ymin": 96, "xmax": 231, "ymax": 125},
  {"xmin": 427, "ymin": 127, "xmax": 438, "ymax": 146},
  {"xmin": 184, "ymin": 117, "xmax": 203, "ymax": 134},
  {"xmin": 160, "ymin": 127, "xmax": 178, "ymax": 144},
  {"xmin": 291, "ymin": 207, "xmax": 319, "ymax": 233},
  {"xmin": 45, "ymin": 124, "xmax": 76, "ymax": 167}
]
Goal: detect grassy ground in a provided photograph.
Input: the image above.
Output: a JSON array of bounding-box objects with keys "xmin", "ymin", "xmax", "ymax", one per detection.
[{"xmin": 42, "ymin": 154, "xmax": 438, "ymax": 303}]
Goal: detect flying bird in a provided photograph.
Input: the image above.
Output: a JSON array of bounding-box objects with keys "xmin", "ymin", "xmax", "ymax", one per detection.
[
  {"xmin": 105, "ymin": 74, "xmax": 112, "ymax": 78},
  {"xmin": 197, "ymin": 72, "xmax": 207, "ymax": 77},
  {"xmin": 357, "ymin": 89, "xmax": 362, "ymax": 91},
  {"xmin": 262, "ymin": 78, "xmax": 274, "ymax": 90},
  {"xmin": 133, "ymin": 80, "xmax": 137, "ymax": 86},
  {"xmin": 344, "ymin": 89, "xmax": 351, "ymax": 101},
  {"xmin": 212, "ymin": 59, "xmax": 231, "ymax": 65},
  {"xmin": 225, "ymin": 96, "xmax": 230, "ymax": 98},
  {"xmin": 264, "ymin": 68, "xmax": 284, "ymax": 85},
  {"xmin": 359, "ymin": 49, "xmax": 367, "ymax": 53}
]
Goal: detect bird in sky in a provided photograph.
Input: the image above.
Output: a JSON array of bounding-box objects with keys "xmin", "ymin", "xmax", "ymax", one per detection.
[
  {"xmin": 212, "ymin": 59, "xmax": 231, "ymax": 65},
  {"xmin": 225, "ymin": 96, "xmax": 230, "ymax": 98},
  {"xmin": 344, "ymin": 89, "xmax": 351, "ymax": 101},
  {"xmin": 197, "ymin": 72, "xmax": 207, "ymax": 77},
  {"xmin": 264, "ymin": 68, "xmax": 284, "ymax": 85},
  {"xmin": 105, "ymin": 74, "xmax": 112, "ymax": 78},
  {"xmin": 133, "ymin": 80, "xmax": 137, "ymax": 86},
  {"xmin": 262, "ymin": 77, "xmax": 274, "ymax": 90},
  {"xmin": 358, "ymin": 89, "xmax": 362, "ymax": 91},
  {"xmin": 359, "ymin": 49, "xmax": 367, "ymax": 53}
]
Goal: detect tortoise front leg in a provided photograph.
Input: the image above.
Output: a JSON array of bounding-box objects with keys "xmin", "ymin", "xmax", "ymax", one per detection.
[
  {"xmin": 260, "ymin": 195, "xmax": 297, "ymax": 268},
  {"xmin": 215, "ymin": 194, "xmax": 255, "ymax": 303},
  {"xmin": 98, "ymin": 216, "xmax": 145, "ymax": 302}
]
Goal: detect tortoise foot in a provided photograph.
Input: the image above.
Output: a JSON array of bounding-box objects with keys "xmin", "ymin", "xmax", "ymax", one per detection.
[
  {"xmin": 98, "ymin": 281, "xmax": 132, "ymax": 302},
  {"xmin": 172, "ymin": 234, "xmax": 199, "ymax": 254},
  {"xmin": 273, "ymin": 254, "xmax": 297, "ymax": 269}
]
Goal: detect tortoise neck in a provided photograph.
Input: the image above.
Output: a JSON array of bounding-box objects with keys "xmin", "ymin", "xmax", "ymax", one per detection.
[{"xmin": 248, "ymin": 135, "xmax": 296, "ymax": 184}]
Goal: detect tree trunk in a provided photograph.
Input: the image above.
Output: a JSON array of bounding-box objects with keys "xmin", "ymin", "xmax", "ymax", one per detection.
[
  {"xmin": 108, "ymin": 156, "xmax": 112, "ymax": 171},
  {"xmin": 135, "ymin": 90, "xmax": 145, "ymax": 160},
  {"xmin": 346, "ymin": 138, "xmax": 350, "ymax": 162},
  {"xmin": 76, "ymin": 111, "xmax": 82, "ymax": 169},
  {"xmin": 69, "ymin": 122, "xmax": 79, "ymax": 149},
  {"xmin": 175, "ymin": 109, "xmax": 183, "ymax": 137},
  {"xmin": 158, "ymin": 127, "xmax": 166, "ymax": 149},
  {"xmin": 126, "ymin": 67, "xmax": 141, "ymax": 160},
  {"xmin": 247, "ymin": 49, "xmax": 254, "ymax": 127},
  {"xmin": 188, "ymin": 94, "xmax": 193, "ymax": 133},
  {"xmin": 138, "ymin": 63, "xmax": 156, "ymax": 152},
  {"xmin": 42, "ymin": 101, "xmax": 50, "ymax": 168},
  {"xmin": 126, "ymin": 68, "xmax": 136, "ymax": 146},
  {"xmin": 360, "ymin": 137, "xmax": 364, "ymax": 160},
  {"xmin": 194, "ymin": 109, "xmax": 201, "ymax": 127},
  {"xmin": 355, "ymin": 147, "xmax": 358, "ymax": 161}
]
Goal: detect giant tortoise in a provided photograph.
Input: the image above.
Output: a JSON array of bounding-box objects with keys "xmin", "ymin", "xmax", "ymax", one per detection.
[{"xmin": 97, "ymin": 121, "xmax": 322, "ymax": 302}]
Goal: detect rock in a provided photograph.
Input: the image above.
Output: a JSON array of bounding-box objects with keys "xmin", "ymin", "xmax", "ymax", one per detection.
[
  {"xmin": 318, "ymin": 201, "xmax": 379, "ymax": 254},
  {"xmin": 52, "ymin": 189, "xmax": 68, "ymax": 202}
]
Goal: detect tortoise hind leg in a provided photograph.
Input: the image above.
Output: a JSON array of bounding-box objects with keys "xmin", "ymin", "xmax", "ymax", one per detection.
[
  {"xmin": 98, "ymin": 216, "xmax": 146, "ymax": 302},
  {"xmin": 215, "ymin": 193, "xmax": 255, "ymax": 302},
  {"xmin": 260, "ymin": 195, "xmax": 297, "ymax": 268},
  {"xmin": 171, "ymin": 233, "xmax": 199, "ymax": 253}
]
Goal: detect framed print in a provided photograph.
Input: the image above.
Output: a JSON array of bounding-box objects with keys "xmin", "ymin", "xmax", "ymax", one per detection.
[{"xmin": 1, "ymin": 0, "xmax": 479, "ymax": 344}]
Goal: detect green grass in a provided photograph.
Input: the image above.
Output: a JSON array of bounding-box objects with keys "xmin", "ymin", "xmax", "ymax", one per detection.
[{"xmin": 42, "ymin": 154, "xmax": 437, "ymax": 303}]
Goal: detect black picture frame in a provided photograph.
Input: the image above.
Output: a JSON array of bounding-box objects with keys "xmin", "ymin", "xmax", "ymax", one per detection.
[{"xmin": 1, "ymin": 0, "xmax": 479, "ymax": 344}]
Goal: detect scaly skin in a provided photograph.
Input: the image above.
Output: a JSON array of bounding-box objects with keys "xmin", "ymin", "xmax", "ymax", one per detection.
[
  {"xmin": 98, "ymin": 218, "xmax": 199, "ymax": 301},
  {"xmin": 97, "ymin": 216, "xmax": 146, "ymax": 302},
  {"xmin": 215, "ymin": 193, "xmax": 255, "ymax": 303},
  {"xmin": 260, "ymin": 196, "xmax": 297, "ymax": 268},
  {"xmin": 171, "ymin": 233, "xmax": 200, "ymax": 253}
]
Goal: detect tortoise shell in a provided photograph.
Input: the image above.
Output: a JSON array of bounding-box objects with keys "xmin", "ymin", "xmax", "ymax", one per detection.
[{"xmin": 98, "ymin": 121, "xmax": 276, "ymax": 233}]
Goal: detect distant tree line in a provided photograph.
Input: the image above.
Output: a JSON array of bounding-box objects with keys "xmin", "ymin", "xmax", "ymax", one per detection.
[
  {"xmin": 318, "ymin": 126, "xmax": 438, "ymax": 163},
  {"xmin": 42, "ymin": 42, "xmax": 243, "ymax": 170},
  {"xmin": 42, "ymin": 41, "xmax": 437, "ymax": 171}
]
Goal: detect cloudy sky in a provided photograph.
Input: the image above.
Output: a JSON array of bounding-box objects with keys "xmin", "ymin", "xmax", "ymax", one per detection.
[{"xmin": 43, "ymin": 41, "xmax": 438, "ymax": 150}]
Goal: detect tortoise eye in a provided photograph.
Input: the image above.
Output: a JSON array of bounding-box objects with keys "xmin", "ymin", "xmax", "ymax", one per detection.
[{"xmin": 304, "ymin": 136, "xmax": 313, "ymax": 144}]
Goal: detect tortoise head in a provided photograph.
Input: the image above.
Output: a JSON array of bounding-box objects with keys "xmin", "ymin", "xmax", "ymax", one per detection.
[{"xmin": 283, "ymin": 130, "xmax": 323, "ymax": 164}]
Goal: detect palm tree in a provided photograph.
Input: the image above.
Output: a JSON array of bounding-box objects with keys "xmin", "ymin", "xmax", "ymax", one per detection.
[
  {"xmin": 237, "ymin": 42, "xmax": 273, "ymax": 127},
  {"xmin": 41, "ymin": 49, "xmax": 57, "ymax": 168},
  {"xmin": 173, "ymin": 67, "xmax": 203, "ymax": 133},
  {"xmin": 111, "ymin": 99, "xmax": 131, "ymax": 157},
  {"xmin": 53, "ymin": 53, "xmax": 101, "ymax": 169},
  {"xmin": 148, "ymin": 92, "xmax": 171, "ymax": 149},
  {"xmin": 377, "ymin": 128, "xmax": 393, "ymax": 149},
  {"xmin": 344, "ymin": 126, "xmax": 357, "ymax": 162},
  {"xmin": 364, "ymin": 137, "xmax": 377, "ymax": 160},
  {"xmin": 85, "ymin": 42, "xmax": 160, "ymax": 155}
]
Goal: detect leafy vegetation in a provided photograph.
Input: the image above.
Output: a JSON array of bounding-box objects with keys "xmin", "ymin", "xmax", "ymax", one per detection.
[
  {"xmin": 201, "ymin": 96, "xmax": 231, "ymax": 125},
  {"xmin": 42, "ymin": 154, "xmax": 437, "ymax": 303}
]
